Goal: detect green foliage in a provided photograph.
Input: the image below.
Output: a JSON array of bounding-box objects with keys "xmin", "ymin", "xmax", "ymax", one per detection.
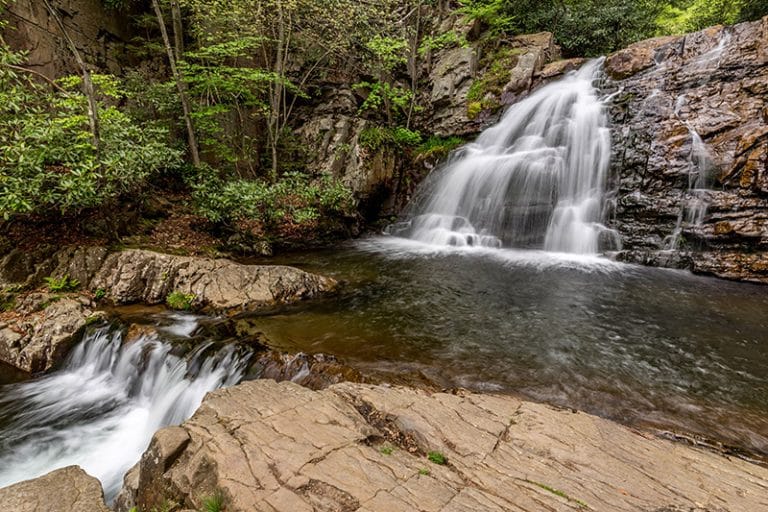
[
  {"xmin": 415, "ymin": 136, "xmax": 465, "ymax": 160},
  {"xmin": 94, "ymin": 288, "xmax": 107, "ymax": 301},
  {"xmin": 379, "ymin": 445, "xmax": 395, "ymax": 455},
  {"xmin": 427, "ymin": 451, "xmax": 446, "ymax": 465},
  {"xmin": 418, "ymin": 468, "xmax": 430, "ymax": 476},
  {"xmin": 202, "ymin": 491, "xmax": 225, "ymax": 512},
  {"xmin": 418, "ymin": 31, "xmax": 468, "ymax": 57},
  {"xmin": 359, "ymin": 126, "xmax": 421, "ymax": 151},
  {"xmin": 354, "ymin": 81, "xmax": 414, "ymax": 120},
  {"xmin": 655, "ymin": 0, "xmax": 764, "ymax": 34},
  {"xmin": 43, "ymin": 275, "xmax": 80, "ymax": 293},
  {"xmin": 457, "ymin": 0, "xmax": 767, "ymax": 56},
  {"xmin": 0, "ymin": 44, "xmax": 182, "ymax": 220},
  {"xmin": 166, "ymin": 291, "xmax": 195, "ymax": 311},
  {"xmin": 191, "ymin": 169, "xmax": 355, "ymax": 232}
]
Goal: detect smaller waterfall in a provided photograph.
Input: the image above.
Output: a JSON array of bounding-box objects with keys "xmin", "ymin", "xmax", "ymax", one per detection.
[
  {"xmin": 387, "ymin": 60, "xmax": 614, "ymax": 254},
  {"xmin": 0, "ymin": 323, "xmax": 251, "ymax": 500}
]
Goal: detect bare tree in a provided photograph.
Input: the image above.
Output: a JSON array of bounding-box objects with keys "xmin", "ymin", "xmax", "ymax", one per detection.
[
  {"xmin": 42, "ymin": 0, "xmax": 100, "ymax": 150},
  {"xmin": 151, "ymin": 0, "xmax": 200, "ymax": 167}
]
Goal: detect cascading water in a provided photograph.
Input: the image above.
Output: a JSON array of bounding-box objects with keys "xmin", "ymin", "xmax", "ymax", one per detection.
[
  {"xmin": 0, "ymin": 322, "xmax": 251, "ymax": 500},
  {"xmin": 387, "ymin": 59, "xmax": 614, "ymax": 254}
]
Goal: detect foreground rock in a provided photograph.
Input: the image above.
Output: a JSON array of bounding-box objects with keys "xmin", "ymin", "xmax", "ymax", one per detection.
[
  {"xmin": 119, "ymin": 380, "xmax": 768, "ymax": 512},
  {"xmin": 0, "ymin": 466, "xmax": 109, "ymax": 512},
  {"xmin": 606, "ymin": 16, "xmax": 768, "ymax": 282},
  {"xmin": 0, "ymin": 294, "xmax": 101, "ymax": 373}
]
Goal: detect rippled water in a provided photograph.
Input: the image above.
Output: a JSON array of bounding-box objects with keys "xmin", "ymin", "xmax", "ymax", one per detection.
[{"xmin": 246, "ymin": 238, "xmax": 768, "ymax": 457}]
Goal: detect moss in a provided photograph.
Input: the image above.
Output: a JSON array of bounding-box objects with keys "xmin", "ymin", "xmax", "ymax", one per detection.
[
  {"xmin": 466, "ymin": 46, "xmax": 522, "ymax": 117},
  {"xmin": 415, "ymin": 135, "xmax": 465, "ymax": 160},
  {"xmin": 528, "ymin": 480, "xmax": 589, "ymax": 509}
]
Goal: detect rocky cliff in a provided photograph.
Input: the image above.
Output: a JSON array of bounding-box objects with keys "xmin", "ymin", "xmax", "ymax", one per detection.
[
  {"xmin": 1, "ymin": 0, "xmax": 134, "ymax": 78},
  {"xmin": 605, "ymin": 16, "xmax": 768, "ymax": 282}
]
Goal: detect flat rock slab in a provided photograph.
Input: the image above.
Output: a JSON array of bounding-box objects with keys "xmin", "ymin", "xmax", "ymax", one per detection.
[
  {"xmin": 121, "ymin": 380, "xmax": 768, "ymax": 512},
  {"xmin": 0, "ymin": 466, "xmax": 109, "ymax": 512}
]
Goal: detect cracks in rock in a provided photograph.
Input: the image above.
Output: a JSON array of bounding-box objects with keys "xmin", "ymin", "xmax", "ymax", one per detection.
[{"xmin": 352, "ymin": 398, "xmax": 423, "ymax": 455}]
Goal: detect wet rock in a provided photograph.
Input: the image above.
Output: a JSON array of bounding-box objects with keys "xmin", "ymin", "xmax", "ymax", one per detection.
[
  {"xmin": 119, "ymin": 380, "xmax": 768, "ymax": 512},
  {"xmin": 0, "ymin": 295, "xmax": 102, "ymax": 373},
  {"xmin": 606, "ymin": 16, "xmax": 768, "ymax": 281},
  {"xmin": 0, "ymin": 465, "xmax": 110, "ymax": 512},
  {"xmin": 248, "ymin": 350, "xmax": 364, "ymax": 389},
  {"xmin": 89, "ymin": 249, "xmax": 336, "ymax": 313}
]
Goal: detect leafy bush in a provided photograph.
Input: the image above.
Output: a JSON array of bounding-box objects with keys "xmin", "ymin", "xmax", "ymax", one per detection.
[
  {"xmin": 166, "ymin": 291, "xmax": 195, "ymax": 311},
  {"xmin": 359, "ymin": 126, "xmax": 422, "ymax": 151},
  {"xmin": 0, "ymin": 45, "xmax": 182, "ymax": 220},
  {"xmin": 43, "ymin": 275, "xmax": 80, "ymax": 292},
  {"xmin": 190, "ymin": 169, "xmax": 356, "ymax": 233},
  {"xmin": 415, "ymin": 136, "xmax": 465, "ymax": 160}
]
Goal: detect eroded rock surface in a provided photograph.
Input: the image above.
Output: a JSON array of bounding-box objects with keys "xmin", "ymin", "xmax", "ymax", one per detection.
[
  {"xmin": 606, "ymin": 16, "xmax": 768, "ymax": 282},
  {"xmin": 0, "ymin": 295, "xmax": 101, "ymax": 373},
  {"xmin": 118, "ymin": 380, "xmax": 768, "ymax": 512},
  {"xmin": 89, "ymin": 249, "xmax": 336, "ymax": 312},
  {"xmin": 0, "ymin": 466, "xmax": 109, "ymax": 512}
]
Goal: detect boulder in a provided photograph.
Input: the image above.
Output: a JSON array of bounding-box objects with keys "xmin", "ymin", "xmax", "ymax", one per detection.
[
  {"xmin": 0, "ymin": 466, "xmax": 110, "ymax": 512},
  {"xmin": 118, "ymin": 380, "xmax": 768, "ymax": 512},
  {"xmin": 89, "ymin": 249, "xmax": 336, "ymax": 312},
  {"xmin": 0, "ymin": 295, "xmax": 102, "ymax": 373}
]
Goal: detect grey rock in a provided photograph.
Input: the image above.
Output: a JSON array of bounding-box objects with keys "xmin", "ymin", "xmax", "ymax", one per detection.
[
  {"xmin": 0, "ymin": 296, "xmax": 100, "ymax": 373},
  {"xmin": 0, "ymin": 465, "xmax": 109, "ymax": 512}
]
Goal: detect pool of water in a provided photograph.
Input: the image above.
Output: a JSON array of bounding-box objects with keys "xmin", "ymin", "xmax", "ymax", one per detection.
[{"xmin": 244, "ymin": 237, "xmax": 768, "ymax": 456}]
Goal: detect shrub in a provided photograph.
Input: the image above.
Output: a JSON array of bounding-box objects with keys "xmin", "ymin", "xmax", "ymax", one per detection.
[
  {"xmin": 190, "ymin": 169, "xmax": 356, "ymax": 233},
  {"xmin": 427, "ymin": 451, "xmax": 447, "ymax": 465},
  {"xmin": 166, "ymin": 291, "xmax": 195, "ymax": 311},
  {"xmin": 43, "ymin": 275, "xmax": 80, "ymax": 292},
  {"xmin": 0, "ymin": 45, "xmax": 182, "ymax": 221}
]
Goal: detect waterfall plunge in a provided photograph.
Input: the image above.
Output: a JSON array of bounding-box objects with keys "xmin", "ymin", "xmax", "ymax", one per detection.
[
  {"xmin": 388, "ymin": 60, "xmax": 614, "ymax": 254},
  {"xmin": 0, "ymin": 324, "xmax": 251, "ymax": 500}
]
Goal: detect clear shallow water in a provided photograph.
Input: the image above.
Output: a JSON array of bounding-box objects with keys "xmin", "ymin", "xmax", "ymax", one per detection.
[{"xmin": 246, "ymin": 237, "xmax": 768, "ymax": 456}]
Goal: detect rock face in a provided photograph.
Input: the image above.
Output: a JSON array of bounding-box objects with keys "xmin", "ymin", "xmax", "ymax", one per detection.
[
  {"xmin": 118, "ymin": 380, "xmax": 768, "ymax": 512},
  {"xmin": 0, "ymin": 246, "xmax": 336, "ymax": 313},
  {"xmin": 605, "ymin": 17, "xmax": 768, "ymax": 282},
  {"xmin": 89, "ymin": 249, "xmax": 336, "ymax": 312},
  {"xmin": 0, "ymin": 466, "xmax": 109, "ymax": 512},
  {"xmin": 1, "ymin": 0, "xmax": 135, "ymax": 78},
  {"xmin": 0, "ymin": 295, "xmax": 100, "ymax": 373}
]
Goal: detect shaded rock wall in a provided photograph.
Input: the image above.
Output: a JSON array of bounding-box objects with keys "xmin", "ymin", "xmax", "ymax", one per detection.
[
  {"xmin": 2, "ymin": 0, "xmax": 135, "ymax": 77},
  {"xmin": 605, "ymin": 17, "xmax": 768, "ymax": 282}
]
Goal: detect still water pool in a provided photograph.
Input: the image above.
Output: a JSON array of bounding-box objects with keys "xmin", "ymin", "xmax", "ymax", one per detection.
[{"xmin": 246, "ymin": 237, "xmax": 768, "ymax": 457}]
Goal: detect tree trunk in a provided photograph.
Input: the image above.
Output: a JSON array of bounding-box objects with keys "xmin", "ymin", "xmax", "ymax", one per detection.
[
  {"xmin": 170, "ymin": 0, "xmax": 184, "ymax": 61},
  {"xmin": 152, "ymin": 0, "xmax": 200, "ymax": 167},
  {"xmin": 42, "ymin": 0, "xmax": 100, "ymax": 151}
]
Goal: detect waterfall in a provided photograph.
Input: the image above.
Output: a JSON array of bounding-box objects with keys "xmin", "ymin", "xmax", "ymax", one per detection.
[
  {"xmin": 387, "ymin": 59, "xmax": 614, "ymax": 254},
  {"xmin": 0, "ymin": 322, "xmax": 251, "ymax": 500}
]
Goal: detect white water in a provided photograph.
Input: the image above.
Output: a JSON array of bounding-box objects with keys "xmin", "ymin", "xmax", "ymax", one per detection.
[
  {"xmin": 0, "ymin": 324, "xmax": 251, "ymax": 500},
  {"xmin": 387, "ymin": 59, "xmax": 614, "ymax": 254}
]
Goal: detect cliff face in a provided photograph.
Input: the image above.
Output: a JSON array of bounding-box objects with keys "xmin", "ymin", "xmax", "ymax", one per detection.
[
  {"xmin": 604, "ymin": 17, "xmax": 768, "ymax": 282},
  {"xmin": 2, "ymin": 0, "xmax": 135, "ymax": 77}
]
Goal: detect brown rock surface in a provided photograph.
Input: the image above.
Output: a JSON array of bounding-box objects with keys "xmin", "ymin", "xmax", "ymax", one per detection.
[
  {"xmin": 89, "ymin": 249, "xmax": 336, "ymax": 312},
  {"xmin": 118, "ymin": 380, "xmax": 768, "ymax": 512},
  {"xmin": 0, "ymin": 466, "xmax": 109, "ymax": 512},
  {"xmin": 606, "ymin": 16, "xmax": 768, "ymax": 281},
  {"xmin": 0, "ymin": 295, "xmax": 101, "ymax": 373}
]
